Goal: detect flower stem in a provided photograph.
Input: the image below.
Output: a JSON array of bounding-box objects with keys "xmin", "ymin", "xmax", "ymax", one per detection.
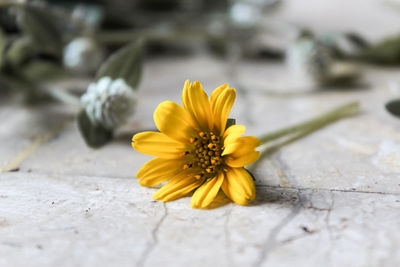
[
  {"xmin": 258, "ymin": 101, "xmax": 359, "ymax": 144},
  {"xmin": 41, "ymin": 86, "xmax": 81, "ymax": 106}
]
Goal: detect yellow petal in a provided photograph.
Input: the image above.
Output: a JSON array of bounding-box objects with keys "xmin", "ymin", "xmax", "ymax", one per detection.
[
  {"xmin": 132, "ymin": 131, "xmax": 188, "ymax": 159},
  {"xmin": 182, "ymin": 81, "xmax": 214, "ymax": 130},
  {"xmin": 190, "ymin": 172, "xmax": 224, "ymax": 209},
  {"xmin": 225, "ymin": 151, "xmax": 260, "ymax": 168},
  {"xmin": 210, "ymin": 87, "xmax": 236, "ymax": 134},
  {"xmin": 153, "ymin": 173, "xmax": 203, "ymax": 202},
  {"xmin": 223, "ymin": 125, "xmax": 245, "ymax": 147},
  {"xmin": 209, "ymin": 84, "xmax": 229, "ymax": 108},
  {"xmin": 222, "ymin": 136, "xmax": 261, "ymax": 167},
  {"xmin": 221, "ymin": 167, "xmax": 255, "ymax": 205},
  {"xmin": 222, "ymin": 136, "xmax": 261, "ymax": 156},
  {"xmin": 154, "ymin": 101, "xmax": 197, "ymax": 143},
  {"xmin": 181, "ymin": 80, "xmax": 201, "ymax": 130},
  {"xmin": 137, "ymin": 158, "xmax": 184, "ymax": 187}
]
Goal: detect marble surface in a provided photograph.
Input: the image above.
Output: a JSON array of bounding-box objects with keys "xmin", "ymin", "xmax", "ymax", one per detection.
[{"xmin": 2, "ymin": 0, "xmax": 400, "ymax": 266}]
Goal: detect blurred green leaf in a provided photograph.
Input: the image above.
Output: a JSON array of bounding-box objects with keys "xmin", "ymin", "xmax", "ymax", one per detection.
[
  {"xmin": 385, "ymin": 99, "xmax": 400, "ymax": 118},
  {"xmin": 4, "ymin": 37, "xmax": 37, "ymax": 68},
  {"xmin": 0, "ymin": 29, "xmax": 8, "ymax": 68},
  {"xmin": 225, "ymin": 118, "xmax": 236, "ymax": 130},
  {"xmin": 0, "ymin": 72, "xmax": 47, "ymax": 103},
  {"xmin": 18, "ymin": 5, "xmax": 63, "ymax": 57},
  {"xmin": 357, "ymin": 35, "xmax": 400, "ymax": 65},
  {"xmin": 0, "ymin": 72, "xmax": 29, "ymax": 91},
  {"xmin": 207, "ymin": 36, "xmax": 227, "ymax": 57},
  {"xmin": 96, "ymin": 39, "xmax": 143, "ymax": 89},
  {"xmin": 345, "ymin": 33, "xmax": 369, "ymax": 49},
  {"xmin": 323, "ymin": 62, "xmax": 361, "ymax": 86},
  {"xmin": 77, "ymin": 110, "xmax": 113, "ymax": 148},
  {"xmin": 19, "ymin": 60, "xmax": 67, "ymax": 82}
]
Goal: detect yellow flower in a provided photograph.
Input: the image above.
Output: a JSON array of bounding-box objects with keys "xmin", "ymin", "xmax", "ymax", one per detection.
[{"xmin": 132, "ymin": 80, "xmax": 261, "ymax": 208}]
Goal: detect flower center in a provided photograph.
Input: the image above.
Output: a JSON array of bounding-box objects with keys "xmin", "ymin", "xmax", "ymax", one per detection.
[{"xmin": 183, "ymin": 131, "xmax": 222, "ymax": 179}]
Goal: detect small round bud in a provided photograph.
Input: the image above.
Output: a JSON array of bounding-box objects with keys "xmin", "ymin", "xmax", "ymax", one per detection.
[
  {"xmin": 286, "ymin": 37, "xmax": 333, "ymax": 85},
  {"xmin": 81, "ymin": 77, "xmax": 137, "ymax": 129},
  {"xmin": 63, "ymin": 37, "xmax": 105, "ymax": 75}
]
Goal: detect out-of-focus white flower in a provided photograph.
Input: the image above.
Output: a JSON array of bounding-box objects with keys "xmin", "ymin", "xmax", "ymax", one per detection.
[
  {"xmin": 81, "ymin": 77, "xmax": 137, "ymax": 129},
  {"xmin": 71, "ymin": 4, "xmax": 103, "ymax": 29},
  {"xmin": 286, "ymin": 37, "xmax": 333, "ymax": 85},
  {"xmin": 63, "ymin": 37, "xmax": 105, "ymax": 74},
  {"xmin": 229, "ymin": 2, "xmax": 261, "ymax": 28},
  {"xmin": 287, "ymin": 36, "xmax": 361, "ymax": 87},
  {"xmin": 229, "ymin": 0, "xmax": 280, "ymax": 29}
]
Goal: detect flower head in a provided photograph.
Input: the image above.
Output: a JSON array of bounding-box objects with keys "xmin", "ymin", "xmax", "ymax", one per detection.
[
  {"xmin": 81, "ymin": 76, "xmax": 136, "ymax": 129},
  {"xmin": 286, "ymin": 36, "xmax": 333, "ymax": 85},
  {"xmin": 63, "ymin": 37, "xmax": 105, "ymax": 74},
  {"xmin": 132, "ymin": 80, "xmax": 260, "ymax": 208}
]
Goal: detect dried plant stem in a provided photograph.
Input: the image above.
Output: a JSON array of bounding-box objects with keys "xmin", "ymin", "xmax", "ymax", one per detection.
[
  {"xmin": 258, "ymin": 101, "xmax": 360, "ymax": 144},
  {"xmin": 41, "ymin": 86, "xmax": 81, "ymax": 106}
]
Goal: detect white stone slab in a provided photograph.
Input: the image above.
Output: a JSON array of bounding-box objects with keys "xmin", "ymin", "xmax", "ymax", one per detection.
[
  {"xmin": 2, "ymin": 1, "xmax": 400, "ymax": 266},
  {"xmin": 1, "ymin": 172, "xmax": 399, "ymax": 267},
  {"xmin": 0, "ymin": 99, "xmax": 72, "ymax": 169}
]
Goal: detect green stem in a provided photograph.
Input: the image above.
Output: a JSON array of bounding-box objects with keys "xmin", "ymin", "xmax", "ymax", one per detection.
[
  {"xmin": 90, "ymin": 30, "xmax": 209, "ymax": 46},
  {"xmin": 41, "ymin": 86, "xmax": 81, "ymax": 106},
  {"xmin": 258, "ymin": 101, "xmax": 360, "ymax": 144}
]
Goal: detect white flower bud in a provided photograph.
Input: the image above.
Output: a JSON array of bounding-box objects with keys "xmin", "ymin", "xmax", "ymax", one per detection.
[
  {"xmin": 81, "ymin": 77, "xmax": 136, "ymax": 129},
  {"xmin": 63, "ymin": 37, "xmax": 105, "ymax": 74},
  {"xmin": 286, "ymin": 38, "xmax": 333, "ymax": 85},
  {"xmin": 71, "ymin": 4, "xmax": 103, "ymax": 29},
  {"xmin": 287, "ymin": 36, "xmax": 361, "ymax": 87},
  {"xmin": 229, "ymin": 2, "xmax": 261, "ymax": 28}
]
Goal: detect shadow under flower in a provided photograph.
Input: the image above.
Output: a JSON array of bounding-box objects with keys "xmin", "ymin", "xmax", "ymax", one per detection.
[
  {"xmin": 249, "ymin": 186, "xmax": 301, "ymax": 208},
  {"xmin": 203, "ymin": 191, "xmax": 232, "ymax": 210}
]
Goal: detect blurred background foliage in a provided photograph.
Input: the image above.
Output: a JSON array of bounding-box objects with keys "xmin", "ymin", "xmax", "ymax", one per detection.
[
  {"xmin": 2, "ymin": 0, "xmax": 400, "ymax": 146},
  {"xmin": 2, "ymin": 0, "xmax": 400, "ymax": 100}
]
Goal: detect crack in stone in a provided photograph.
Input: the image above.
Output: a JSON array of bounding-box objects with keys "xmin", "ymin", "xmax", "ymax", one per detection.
[
  {"xmin": 11, "ymin": 171, "xmax": 400, "ymax": 197},
  {"xmin": 271, "ymin": 151, "xmax": 299, "ymax": 188},
  {"xmin": 325, "ymin": 192, "xmax": 335, "ymax": 238},
  {"xmin": 224, "ymin": 204, "xmax": 234, "ymax": 267},
  {"xmin": 136, "ymin": 203, "xmax": 168, "ymax": 267},
  {"xmin": 279, "ymin": 229, "xmax": 319, "ymax": 245},
  {"xmin": 306, "ymin": 191, "xmax": 334, "ymax": 213},
  {"xmin": 252, "ymin": 190, "xmax": 305, "ymax": 267},
  {"xmin": 274, "ymin": 191, "xmax": 335, "ymax": 263},
  {"xmin": 323, "ymin": 192, "xmax": 335, "ymax": 266},
  {"xmin": 255, "ymin": 184, "xmax": 400, "ymax": 196}
]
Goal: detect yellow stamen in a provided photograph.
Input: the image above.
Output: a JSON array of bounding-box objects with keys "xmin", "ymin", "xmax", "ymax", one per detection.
[
  {"xmin": 184, "ymin": 131, "xmax": 223, "ymax": 176},
  {"xmin": 183, "ymin": 164, "xmax": 192, "ymax": 169}
]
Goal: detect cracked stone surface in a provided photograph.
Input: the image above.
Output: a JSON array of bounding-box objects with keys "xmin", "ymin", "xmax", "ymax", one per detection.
[{"xmin": 2, "ymin": 0, "xmax": 400, "ymax": 266}]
